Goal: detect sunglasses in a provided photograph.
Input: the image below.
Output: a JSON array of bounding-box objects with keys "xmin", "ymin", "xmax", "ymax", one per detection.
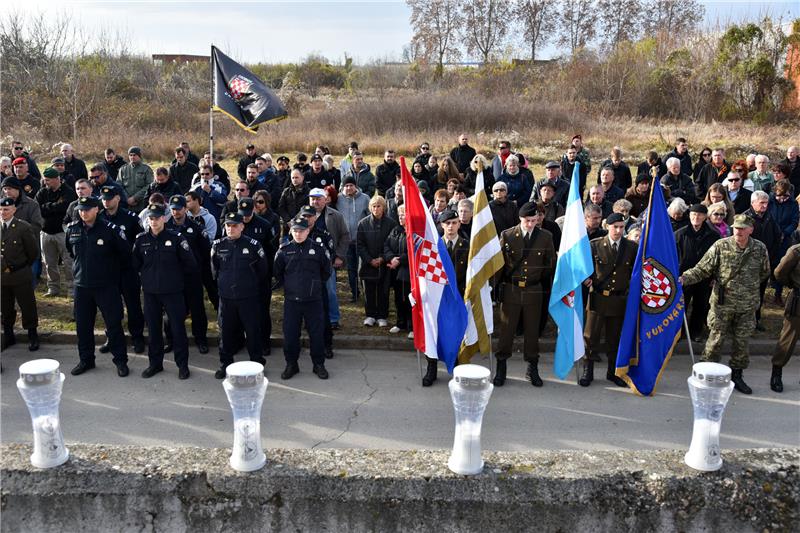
[
  {"xmin": 421, "ymin": 146, "xmax": 429, "ymax": 150},
  {"xmin": 255, "ymin": 200, "xmax": 266, "ymax": 205},
  {"xmin": 702, "ymin": 153, "xmax": 711, "ymax": 157},
  {"xmin": 728, "ymin": 178, "xmax": 740, "ymax": 182},
  {"xmin": 235, "ymin": 188, "xmax": 248, "ymax": 192},
  {"xmin": 500, "ymin": 146, "xmax": 509, "ymax": 150},
  {"xmin": 12, "ymin": 146, "xmax": 23, "ymax": 151},
  {"xmin": 711, "ymin": 212, "xmax": 725, "ymax": 217}
]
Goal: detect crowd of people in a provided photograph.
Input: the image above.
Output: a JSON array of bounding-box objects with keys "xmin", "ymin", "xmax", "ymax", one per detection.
[{"xmin": 1, "ymin": 137, "xmax": 798, "ymax": 394}]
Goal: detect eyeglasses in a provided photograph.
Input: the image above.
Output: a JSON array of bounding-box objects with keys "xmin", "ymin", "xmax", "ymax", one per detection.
[
  {"xmin": 728, "ymin": 178, "xmax": 740, "ymax": 182},
  {"xmin": 235, "ymin": 188, "xmax": 248, "ymax": 192},
  {"xmin": 711, "ymin": 213, "xmax": 725, "ymax": 217},
  {"xmin": 12, "ymin": 146, "xmax": 22, "ymax": 151},
  {"xmin": 255, "ymin": 200, "xmax": 266, "ymax": 205}
]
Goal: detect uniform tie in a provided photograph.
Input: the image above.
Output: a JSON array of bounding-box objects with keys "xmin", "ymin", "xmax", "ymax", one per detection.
[
  {"xmin": 447, "ymin": 240, "xmax": 454, "ymax": 252},
  {"xmin": 612, "ymin": 241, "xmax": 618, "ymax": 254},
  {"xmin": 524, "ymin": 232, "xmax": 532, "ymax": 248}
]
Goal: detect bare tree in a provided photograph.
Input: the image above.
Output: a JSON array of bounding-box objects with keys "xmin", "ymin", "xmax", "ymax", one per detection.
[
  {"xmin": 515, "ymin": 0, "xmax": 554, "ymax": 60},
  {"xmin": 557, "ymin": 0, "xmax": 599, "ymax": 54},
  {"xmin": 407, "ymin": 0, "xmax": 463, "ymax": 77},
  {"xmin": 641, "ymin": 0, "xmax": 705, "ymax": 38},
  {"xmin": 462, "ymin": 0, "xmax": 510, "ymax": 64},
  {"xmin": 597, "ymin": 0, "xmax": 644, "ymax": 50}
]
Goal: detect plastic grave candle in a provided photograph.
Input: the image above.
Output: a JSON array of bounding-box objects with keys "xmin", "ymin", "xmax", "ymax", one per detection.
[
  {"xmin": 16, "ymin": 359, "xmax": 69, "ymax": 468},
  {"xmin": 685, "ymin": 362, "xmax": 734, "ymax": 472},
  {"xmin": 223, "ymin": 361, "xmax": 268, "ymax": 472},
  {"xmin": 447, "ymin": 364, "xmax": 493, "ymax": 475}
]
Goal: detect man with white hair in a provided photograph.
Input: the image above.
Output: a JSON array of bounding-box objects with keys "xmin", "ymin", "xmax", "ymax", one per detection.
[
  {"xmin": 744, "ymin": 190, "xmax": 781, "ymax": 331},
  {"xmin": 661, "ymin": 157, "xmax": 697, "ymax": 204},
  {"xmin": 748, "ymin": 155, "xmax": 774, "ymax": 193},
  {"xmin": 59, "ymin": 143, "xmax": 88, "ymax": 182},
  {"xmin": 724, "ymin": 169, "xmax": 752, "ymax": 214}
]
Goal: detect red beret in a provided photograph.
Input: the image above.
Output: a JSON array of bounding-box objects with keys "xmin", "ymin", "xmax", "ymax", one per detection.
[{"xmin": 12, "ymin": 157, "xmax": 27, "ymax": 166}]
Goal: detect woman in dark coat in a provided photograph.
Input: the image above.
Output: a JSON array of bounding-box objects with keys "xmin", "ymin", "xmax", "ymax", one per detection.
[
  {"xmin": 768, "ymin": 179, "xmax": 800, "ymax": 303},
  {"xmin": 357, "ymin": 195, "xmax": 398, "ymax": 327},
  {"xmin": 693, "ymin": 147, "xmax": 712, "ymax": 182},
  {"xmin": 463, "ymin": 154, "xmax": 494, "ymax": 197},
  {"xmin": 383, "ymin": 205, "xmax": 412, "ymax": 337}
]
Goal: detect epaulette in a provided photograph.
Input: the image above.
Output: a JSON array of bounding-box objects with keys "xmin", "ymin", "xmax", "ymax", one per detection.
[
  {"xmin": 247, "ymin": 237, "xmax": 260, "ymax": 246},
  {"xmin": 212, "ymin": 238, "xmax": 223, "ymax": 245},
  {"xmin": 135, "ymin": 231, "xmax": 147, "ymax": 240},
  {"xmin": 66, "ymin": 220, "xmax": 80, "ymax": 228}
]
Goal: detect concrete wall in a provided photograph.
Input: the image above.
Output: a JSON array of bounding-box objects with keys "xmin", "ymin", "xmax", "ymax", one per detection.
[{"xmin": 1, "ymin": 444, "xmax": 797, "ymax": 532}]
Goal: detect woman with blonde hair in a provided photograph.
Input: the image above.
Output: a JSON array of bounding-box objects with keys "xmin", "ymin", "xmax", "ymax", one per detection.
[
  {"xmin": 463, "ymin": 153, "xmax": 494, "ymax": 196},
  {"xmin": 707, "ymin": 201, "xmax": 730, "ymax": 237},
  {"xmin": 701, "ymin": 183, "xmax": 735, "ymax": 225},
  {"xmin": 356, "ymin": 195, "xmax": 398, "ymax": 327}
]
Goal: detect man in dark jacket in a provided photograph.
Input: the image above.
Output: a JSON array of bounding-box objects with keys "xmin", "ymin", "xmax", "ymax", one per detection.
[
  {"xmin": 169, "ymin": 147, "xmax": 199, "ymax": 193},
  {"xmin": 598, "ymin": 147, "xmax": 633, "ymax": 191},
  {"xmin": 725, "ymin": 170, "xmax": 752, "ymax": 214},
  {"xmin": 674, "ymin": 204, "xmax": 720, "ymax": 340},
  {"xmin": 660, "ymin": 157, "xmax": 697, "ymax": 205},
  {"xmin": 375, "ymin": 150, "xmax": 401, "ymax": 196},
  {"xmin": 60, "ymin": 143, "xmax": 88, "ymax": 183},
  {"xmin": 9, "ymin": 141, "xmax": 40, "ymax": 180},
  {"xmin": 561, "ymin": 145, "xmax": 588, "ymax": 198},
  {"xmin": 278, "ymin": 170, "xmax": 310, "ymax": 234},
  {"xmin": 780, "ymin": 146, "xmax": 800, "ymax": 192},
  {"xmin": 36, "ymin": 168, "xmax": 77, "ymax": 296},
  {"xmin": 50, "ymin": 157, "xmax": 76, "ymax": 189},
  {"xmin": 102, "ymin": 148, "xmax": 126, "ymax": 180},
  {"xmin": 664, "ymin": 137, "xmax": 693, "ymax": 177},
  {"xmin": 237, "ymin": 143, "xmax": 258, "ymax": 180},
  {"xmin": 449, "ymin": 134, "xmax": 476, "ymax": 176},
  {"xmin": 304, "ymin": 154, "xmax": 332, "ymax": 190},
  {"xmin": 12, "ymin": 157, "xmax": 39, "ymax": 198},
  {"xmin": 142, "ymin": 167, "xmax": 182, "ymax": 202},
  {"xmin": 89, "ymin": 164, "xmax": 127, "ymax": 204},
  {"xmin": 745, "ymin": 190, "xmax": 781, "ymax": 330},
  {"xmin": 697, "ymin": 148, "xmax": 730, "ymax": 198}
]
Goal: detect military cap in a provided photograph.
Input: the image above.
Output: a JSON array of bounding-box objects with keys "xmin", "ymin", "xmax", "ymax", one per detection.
[
  {"xmin": 606, "ymin": 212, "xmax": 625, "ymax": 225},
  {"xmin": 0, "ymin": 197, "xmax": 15, "ymax": 207},
  {"xmin": 12, "ymin": 157, "xmax": 26, "ymax": 166},
  {"xmin": 245, "ymin": 143, "xmax": 255, "ymax": 149},
  {"xmin": 544, "ymin": 160, "xmax": 560, "ymax": 169},
  {"xmin": 237, "ymin": 197, "xmax": 254, "ymax": 216},
  {"xmin": 43, "ymin": 167, "xmax": 60, "ymax": 179},
  {"xmin": 100, "ymin": 186, "xmax": 119, "ymax": 199},
  {"xmin": 76, "ymin": 196, "xmax": 100, "ymax": 210},
  {"xmin": 439, "ymin": 209, "xmax": 458, "ymax": 223},
  {"xmin": 276, "ymin": 155, "xmax": 290, "ymax": 164},
  {"xmin": 688, "ymin": 203, "xmax": 708, "ymax": 214},
  {"xmin": 308, "ymin": 187, "xmax": 326, "ymax": 197},
  {"xmin": 224, "ymin": 212, "xmax": 244, "ymax": 225},
  {"xmin": 128, "ymin": 146, "xmax": 142, "ymax": 156},
  {"xmin": 518, "ymin": 201, "xmax": 539, "ymax": 217},
  {"xmin": 310, "ymin": 154, "xmax": 323, "ymax": 162},
  {"xmin": 2, "ymin": 177, "xmax": 22, "ymax": 190},
  {"xmin": 50, "ymin": 157, "xmax": 65, "ymax": 165},
  {"xmin": 145, "ymin": 203, "xmax": 166, "ymax": 217},
  {"xmin": 168, "ymin": 194, "xmax": 187, "ymax": 209},
  {"xmin": 342, "ymin": 175, "xmax": 356, "ymax": 186},
  {"xmin": 300, "ymin": 205, "xmax": 317, "ymax": 217},
  {"xmin": 731, "ymin": 214, "xmax": 754, "ymax": 229},
  {"xmin": 290, "ymin": 216, "xmax": 309, "ymax": 230}
]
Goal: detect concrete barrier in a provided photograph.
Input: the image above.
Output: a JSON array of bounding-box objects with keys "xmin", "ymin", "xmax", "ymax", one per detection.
[{"xmin": 1, "ymin": 444, "xmax": 797, "ymax": 532}]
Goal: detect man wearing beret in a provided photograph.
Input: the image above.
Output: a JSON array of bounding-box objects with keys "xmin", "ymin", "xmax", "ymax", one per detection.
[
  {"xmin": 50, "ymin": 157, "xmax": 76, "ymax": 189},
  {"xmin": 494, "ymin": 201, "xmax": 556, "ymax": 387},
  {"xmin": 35, "ymin": 167, "xmax": 77, "ymax": 297},
  {"xmin": 12, "ymin": 157, "xmax": 40, "ymax": 198},
  {"xmin": 118, "ymin": 146, "xmax": 154, "ymax": 212},
  {"xmin": 66, "ymin": 196, "xmax": 131, "ymax": 377},
  {"xmin": 8, "ymin": 141, "xmax": 40, "ymax": 180},
  {"xmin": 439, "ymin": 209, "xmax": 469, "ymax": 296},
  {"xmin": 674, "ymin": 204, "xmax": 720, "ymax": 341},
  {"xmin": 1, "ymin": 176, "xmax": 43, "ymax": 240},
  {"xmin": 1, "ymin": 196, "xmax": 40, "ymax": 351},
  {"xmin": 680, "ymin": 214, "xmax": 771, "ymax": 394},
  {"xmin": 580, "ymin": 212, "xmax": 637, "ymax": 388}
]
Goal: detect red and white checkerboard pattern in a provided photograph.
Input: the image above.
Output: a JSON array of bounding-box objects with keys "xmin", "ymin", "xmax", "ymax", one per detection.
[
  {"xmin": 227, "ymin": 75, "xmax": 252, "ymax": 101},
  {"xmin": 641, "ymin": 261, "xmax": 671, "ymax": 309},
  {"xmin": 416, "ymin": 239, "xmax": 448, "ymax": 285}
]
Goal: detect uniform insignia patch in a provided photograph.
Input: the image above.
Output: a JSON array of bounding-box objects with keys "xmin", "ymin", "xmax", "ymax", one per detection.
[
  {"xmin": 97, "ymin": 239, "xmax": 104, "ymax": 246},
  {"xmin": 187, "ymin": 228, "xmax": 193, "ymax": 233},
  {"xmin": 309, "ymin": 248, "xmax": 315, "ymax": 255},
  {"xmin": 257, "ymin": 248, "xmax": 265, "ymax": 257},
  {"xmin": 165, "ymin": 240, "xmax": 172, "ymax": 246},
  {"xmin": 243, "ymin": 248, "xmax": 250, "ymax": 254},
  {"xmin": 181, "ymin": 240, "xmax": 190, "ymax": 251}
]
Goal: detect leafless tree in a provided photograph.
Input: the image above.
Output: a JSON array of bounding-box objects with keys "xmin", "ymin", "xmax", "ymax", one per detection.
[
  {"xmin": 462, "ymin": 0, "xmax": 510, "ymax": 64},
  {"xmin": 515, "ymin": 0, "xmax": 554, "ymax": 60},
  {"xmin": 597, "ymin": 0, "xmax": 644, "ymax": 50},
  {"xmin": 557, "ymin": 0, "xmax": 599, "ymax": 54},
  {"xmin": 641, "ymin": 0, "xmax": 705, "ymax": 38},
  {"xmin": 407, "ymin": 0, "xmax": 463, "ymax": 77}
]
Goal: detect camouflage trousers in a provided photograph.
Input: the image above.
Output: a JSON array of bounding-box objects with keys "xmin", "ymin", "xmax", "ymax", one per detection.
[{"xmin": 701, "ymin": 307, "xmax": 756, "ymax": 369}]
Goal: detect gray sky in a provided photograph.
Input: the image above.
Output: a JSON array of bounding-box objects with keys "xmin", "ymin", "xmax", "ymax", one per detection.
[{"xmin": 20, "ymin": 0, "xmax": 800, "ymax": 64}]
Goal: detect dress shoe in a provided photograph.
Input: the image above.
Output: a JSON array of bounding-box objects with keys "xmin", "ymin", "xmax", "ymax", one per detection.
[
  {"xmin": 526, "ymin": 362, "xmax": 543, "ymax": 387},
  {"xmin": 197, "ymin": 340, "xmax": 209, "ymax": 354},
  {"xmin": 606, "ymin": 372, "xmax": 628, "ymax": 388},
  {"xmin": 422, "ymin": 359, "xmax": 438, "ymax": 387},
  {"xmin": 141, "ymin": 365, "xmax": 164, "ymax": 378},
  {"xmin": 493, "ymin": 359, "xmax": 507, "ymax": 386},
  {"xmin": 325, "ymin": 346, "xmax": 334, "ymax": 359},
  {"xmin": 133, "ymin": 338, "xmax": 145, "ymax": 354},
  {"xmin": 579, "ymin": 361, "xmax": 594, "ymax": 387},
  {"xmin": 178, "ymin": 367, "xmax": 191, "ymax": 380},
  {"xmin": 116, "ymin": 363, "xmax": 130, "ymax": 377},
  {"xmin": 70, "ymin": 361, "xmax": 95, "ymax": 375},
  {"xmin": 98, "ymin": 342, "xmax": 111, "ymax": 354},
  {"xmin": 281, "ymin": 363, "xmax": 300, "ymax": 380},
  {"xmin": 27, "ymin": 328, "xmax": 39, "ymax": 351},
  {"xmin": 731, "ymin": 368, "xmax": 752, "ymax": 394},
  {"xmin": 313, "ymin": 364, "xmax": 329, "ymax": 380},
  {"xmin": 770, "ymin": 366, "xmax": 783, "ymax": 393},
  {"xmin": 214, "ymin": 368, "xmax": 227, "ymax": 379},
  {"xmin": 2, "ymin": 329, "xmax": 16, "ymax": 350},
  {"xmin": 164, "ymin": 343, "xmax": 173, "ymax": 353}
]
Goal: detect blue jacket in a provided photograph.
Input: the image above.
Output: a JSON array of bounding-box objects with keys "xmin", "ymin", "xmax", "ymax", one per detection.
[
  {"xmin": 66, "ymin": 219, "xmax": 131, "ymax": 288},
  {"xmin": 211, "ymin": 235, "xmax": 268, "ymax": 300},
  {"xmin": 273, "ymin": 238, "xmax": 331, "ymax": 302},
  {"xmin": 498, "ymin": 171, "xmax": 533, "ymax": 205},
  {"xmin": 132, "ymin": 229, "xmax": 197, "ymax": 293}
]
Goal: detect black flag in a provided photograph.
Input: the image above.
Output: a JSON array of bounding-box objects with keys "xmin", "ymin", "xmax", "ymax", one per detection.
[{"xmin": 212, "ymin": 45, "xmax": 287, "ymax": 133}]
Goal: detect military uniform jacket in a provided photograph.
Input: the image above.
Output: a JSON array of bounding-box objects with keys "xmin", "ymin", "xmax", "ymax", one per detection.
[
  {"xmin": 66, "ymin": 219, "xmax": 131, "ymax": 288},
  {"xmin": 587, "ymin": 236, "xmax": 637, "ymax": 317},
  {"xmin": 1, "ymin": 217, "xmax": 37, "ymax": 286},
  {"xmin": 443, "ymin": 235, "xmax": 469, "ymax": 295},
  {"xmin": 167, "ymin": 217, "xmax": 210, "ymax": 269},
  {"xmin": 105, "ymin": 208, "xmax": 142, "ymax": 249},
  {"xmin": 499, "ymin": 225, "xmax": 556, "ymax": 304},
  {"xmin": 682, "ymin": 236, "xmax": 770, "ymax": 313},
  {"xmin": 773, "ymin": 244, "xmax": 800, "ymax": 317},
  {"xmin": 132, "ymin": 229, "xmax": 197, "ymax": 294},
  {"xmin": 274, "ymin": 239, "xmax": 331, "ymax": 302},
  {"xmin": 211, "ymin": 236, "xmax": 268, "ymax": 300}
]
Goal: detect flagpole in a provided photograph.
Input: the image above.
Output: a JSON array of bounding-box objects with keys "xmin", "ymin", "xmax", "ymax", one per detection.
[
  {"xmin": 683, "ymin": 314, "xmax": 695, "ymax": 365},
  {"xmin": 209, "ymin": 45, "xmax": 214, "ymax": 160}
]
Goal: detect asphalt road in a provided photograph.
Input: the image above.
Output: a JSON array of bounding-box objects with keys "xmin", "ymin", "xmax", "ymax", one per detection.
[{"xmin": 1, "ymin": 345, "xmax": 798, "ymax": 451}]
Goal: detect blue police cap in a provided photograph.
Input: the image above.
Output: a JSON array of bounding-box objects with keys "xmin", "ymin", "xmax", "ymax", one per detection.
[
  {"xmin": 224, "ymin": 212, "xmax": 244, "ymax": 225},
  {"xmin": 145, "ymin": 203, "xmax": 166, "ymax": 217},
  {"xmin": 169, "ymin": 195, "xmax": 187, "ymax": 209},
  {"xmin": 76, "ymin": 196, "xmax": 100, "ymax": 210},
  {"xmin": 100, "ymin": 186, "xmax": 118, "ymax": 200}
]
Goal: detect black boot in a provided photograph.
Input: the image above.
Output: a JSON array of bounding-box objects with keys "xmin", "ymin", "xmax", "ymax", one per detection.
[
  {"xmin": 2, "ymin": 328, "xmax": 16, "ymax": 350},
  {"xmin": 731, "ymin": 368, "xmax": 752, "ymax": 395},
  {"xmin": 579, "ymin": 361, "xmax": 594, "ymax": 387},
  {"xmin": 770, "ymin": 366, "xmax": 783, "ymax": 393},
  {"xmin": 422, "ymin": 359, "xmax": 438, "ymax": 387},
  {"xmin": 493, "ymin": 359, "xmax": 507, "ymax": 386},
  {"xmin": 525, "ymin": 362, "xmax": 543, "ymax": 387},
  {"xmin": 27, "ymin": 328, "xmax": 39, "ymax": 351}
]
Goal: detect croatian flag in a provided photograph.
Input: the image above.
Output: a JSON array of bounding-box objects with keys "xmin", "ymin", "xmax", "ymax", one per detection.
[
  {"xmin": 548, "ymin": 162, "xmax": 594, "ymax": 379},
  {"xmin": 400, "ymin": 157, "xmax": 468, "ymax": 373}
]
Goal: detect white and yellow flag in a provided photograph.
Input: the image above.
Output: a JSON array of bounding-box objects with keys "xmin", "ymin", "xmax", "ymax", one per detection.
[{"xmin": 459, "ymin": 168, "xmax": 504, "ymax": 363}]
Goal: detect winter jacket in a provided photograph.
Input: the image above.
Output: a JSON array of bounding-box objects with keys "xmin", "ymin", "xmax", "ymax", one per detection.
[
  {"xmin": 169, "ymin": 161, "xmax": 199, "ymax": 193},
  {"xmin": 449, "ymin": 144, "xmax": 477, "ymax": 174},
  {"xmin": 375, "ymin": 160, "xmax": 401, "ymax": 196},
  {"xmin": 118, "ymin": 162, "xmax": 155, "ymax": 210},
  {"xmin": 345, "ymin": 164, "xmax": 376, "ymax": 198},
  {"xmin": 597, "ymin": 159, "xmax": 633, "ymax": 191},
  {"xmin": 357, "ymin": 214, "xmax": 397, "ymax": 280},
  {"xmin": 660, "ymin": 172, "xmax": 697, "ymax": 204},
  {"xmin": 383, "ymin": 224, "xmax": 410, "ymax": 282},
  {"xmin": 336, "ymin": 191, "xmax": 370, "ymax": 240},
  {"xmin": 674, "ymin": 222, "xmax": 720, "ymax": 274},
  {"xmin": 498, "ymin": 171, "xmax": 533, "ymax": 205},
  {"xmin": 663, "ymin": 149, "xmax": 693, "ymax": 177}
]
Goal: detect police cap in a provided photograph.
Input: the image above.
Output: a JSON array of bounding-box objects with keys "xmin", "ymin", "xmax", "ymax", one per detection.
[
  {"xmin": 145, "ymin": 203, "xmax": 166, "ymax": 217},
  {"xmin": 169, "ymin": 195, "xmax": 187, "ymax": 209},
  {"xmin": 290, "ymin": 216, "xmax": 309, "ymax": 230},
  {"xmin": 224, "ymin": 212, "xmax": 244, "ymax": 225},
  {"xmin": 237, "ymin": 197, "xmax": 254, "ymax": 216},
  {"xmin": 76, "ymin": 196, "xmax": 100, "ymax": 210},
  {"xmin": 100, "ymin": 186, "xmax": 119, "ymax": 200},
  {"xmin": 300, "ymin": 205, "xmax": 317, "ymax": 217}
]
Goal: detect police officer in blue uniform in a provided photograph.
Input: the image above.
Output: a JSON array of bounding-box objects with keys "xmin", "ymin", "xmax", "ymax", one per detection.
[
  {"xmin": 66, "ymin": 196, "xmax": 131, "ymax": 376},
  {"xmin": 298, "ymin": 205, "xmax": 336, "ymax": 358},
  {"xmin": 274, "ymin": 216, "xmax": 332, "ymax": 380},
  {"xmin": 166, "ymin": 195, "xmax": 210, "ymax": 353},
  {"xmin": 211, "ymin": 211, "xmax": 269, "ymax": 379},
  {"xmin": 99, "ymin": 185, "xmax": 146, "ymax": 354},
  {"xmin": 132, "ymin": 203, "xmax": 197, "ymax": 380}
]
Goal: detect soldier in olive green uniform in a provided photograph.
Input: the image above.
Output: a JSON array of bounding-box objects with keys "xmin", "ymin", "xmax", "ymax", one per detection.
[
  {"xmin": 681, "ymin": 214, "xmax": 770, "ymax": 394},
  {"xmin": 770, "ymin": 243, "xmax": 800, "ymax": 393},
  {"xmin": 580, "ymin": 212, "xmax": 637, "ymax": 387},
  {"xmin": 494, "ymin": 202, "xmax": 555, "ymax": 387},
  {"xmin": 0, "ymin": 197, "xmax": 39, "ymax": 351}
]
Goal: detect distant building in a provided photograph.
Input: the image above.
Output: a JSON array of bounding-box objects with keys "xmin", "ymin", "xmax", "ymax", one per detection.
[{"xmin": 152, "ymin": 54, "xmax": 209, "ymax": 65}]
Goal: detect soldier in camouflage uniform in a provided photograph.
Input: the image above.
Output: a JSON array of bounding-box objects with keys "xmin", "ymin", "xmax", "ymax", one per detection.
[
  {"xmin": 680, "ymin": 214, "xmax": 771, "ymax": 394},
  {"xmin": 770, "ymin": 243, "xmax": 800, "ymax": 393}
]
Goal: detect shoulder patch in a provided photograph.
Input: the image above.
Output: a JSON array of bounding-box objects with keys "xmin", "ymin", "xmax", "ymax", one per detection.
[
  {"xmin": 180, "ymin": 239, "xmax": 190, "ymax": 251},
  {"xmin": 136, "ymin": 231, "xmax": 147, "ymax": 239}
]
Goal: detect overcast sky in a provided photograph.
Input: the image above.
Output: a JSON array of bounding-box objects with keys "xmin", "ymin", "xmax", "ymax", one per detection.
[{"xmin": 18, "ymin": 0, "xmax": 800, "ymax": 64}]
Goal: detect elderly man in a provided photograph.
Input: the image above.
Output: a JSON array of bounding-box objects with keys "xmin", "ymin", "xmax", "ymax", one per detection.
[
  {"xmin": 118, "ymin": 146, "xmax": 154, "ymax": 212},
  {"xmin": 586, "ymin": 185, "xmax": 613, "ymax": 220},
  {"xmin": 780, "ymin": 146, "xmax": 800, "ymax": 191},
  {"xmin": 664, "ymin": 137, "xmax": 693, "ymax": 177},
  {"xmin": 744, "ymin": 190, "xmax": 781, "ymax": 330},
  {"xmin": 59, "ymin": 143, "xmax": 88, "ymax": 182},
  {"xmin": 532, "ymin": 161, "xmax": 570, "ymax": 209},
  {"xmin": 661, "ymin": 157, "xmax": 697, "ymax": 204},
  {"xmin": 748, "ymin": 155, "xmax": 774, "ymax": 193},
  {"xmin": 489, "ymin": 181, "xmax": 518, "ymax": 235}
]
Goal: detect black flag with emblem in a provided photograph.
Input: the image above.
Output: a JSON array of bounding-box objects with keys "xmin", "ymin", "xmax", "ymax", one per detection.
[{"xmin": 212, "ymin": 45, "xmax": 287, "ymax": 133}]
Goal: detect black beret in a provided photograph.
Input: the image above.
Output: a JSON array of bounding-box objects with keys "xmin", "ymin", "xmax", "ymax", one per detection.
[
  {"xmin": 518, "ymin": 201, "xmax": 538, "ymax": 217},
  {"xmin": 688, "ymin": 203, "xmax": 708, "ymax": 214},
  {"xmin": 0, "ymin": 197, "xmax": 15, "ymax": 207},
  {"xmin": 439, "ymin": 209, "xmax": 458, "ymax": 223},
  {"xmin": 1, "ymin": 177, "xmax": 21, "ymax": 190},
  {"xmin": 606, "ymin": 212, "xmax": 625, "ymax": 225}
]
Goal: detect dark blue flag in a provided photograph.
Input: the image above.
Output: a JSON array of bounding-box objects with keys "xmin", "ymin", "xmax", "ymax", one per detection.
[
  {"xmin": 212, "ymin": 46, "xmax": 287, "ymax": 132},
  {"xmin": 616, "ymin": 182, "xmax": 685, "ymax": 396}
]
